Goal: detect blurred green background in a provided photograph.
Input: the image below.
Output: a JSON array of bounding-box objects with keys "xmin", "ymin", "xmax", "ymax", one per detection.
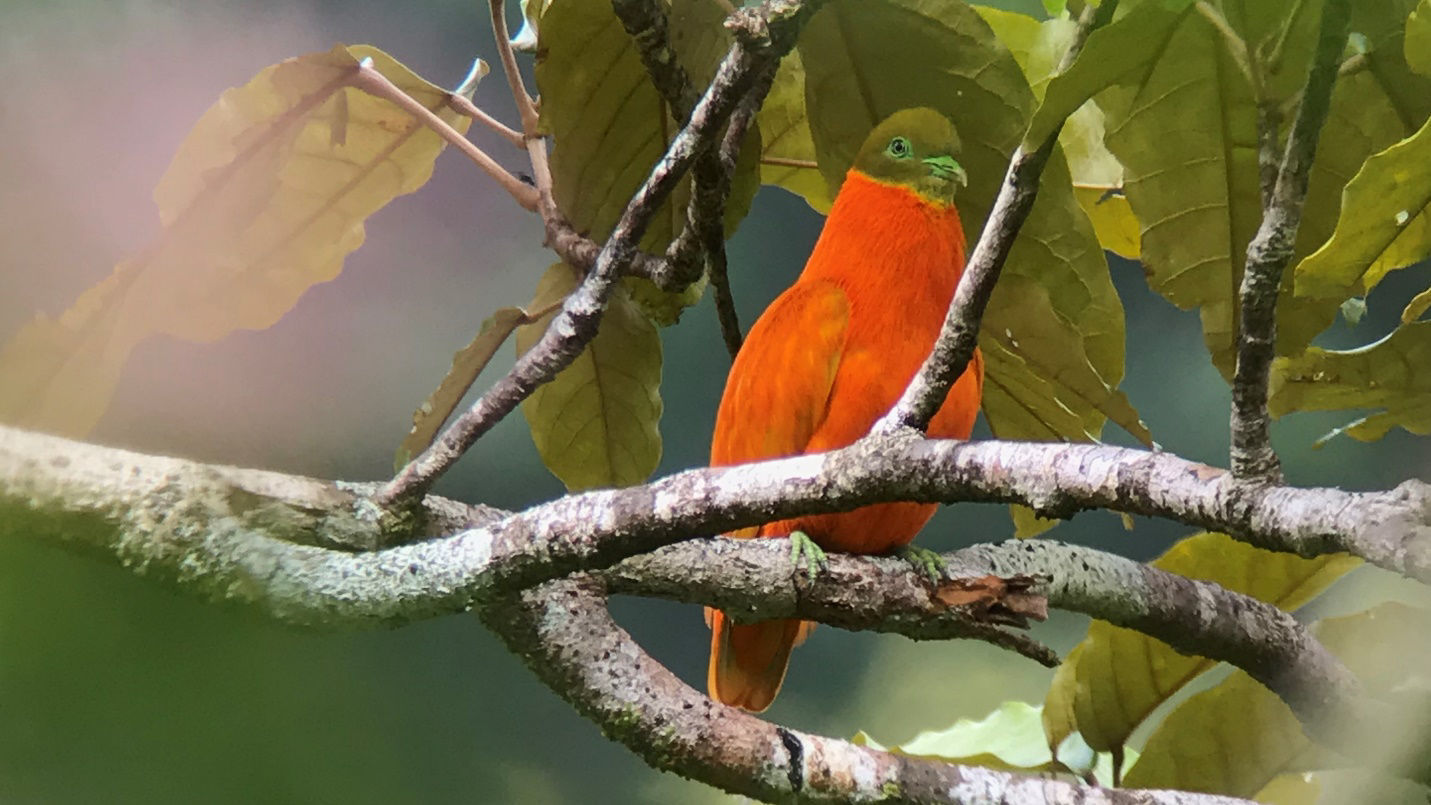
[{"xmin": 1, "ymin": 1, "xmax": 1428, "ymax": 802}]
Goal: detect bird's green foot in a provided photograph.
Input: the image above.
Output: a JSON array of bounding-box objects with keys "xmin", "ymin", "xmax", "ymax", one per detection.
[
  {"xmin": 895, "ymin": 544, "xmax": 946, "ymax": 584},
  {"xmin": 788, "ymin": 530, "xmax": 828, "ymax": 578}
]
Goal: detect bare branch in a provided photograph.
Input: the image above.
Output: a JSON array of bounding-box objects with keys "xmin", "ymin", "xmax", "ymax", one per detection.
[
  {"xmin": 1229, "ymin": 0, "xmax": 1351, "ymax": 482},
  {"xmin": 878, "ymin": 0, "xmax": 1119, "ymax": 433},
  {"xmin": 446, "ymin": 92, "xmax": 525, "ymax": 149},
  {"xmin": 376, "ymin": 1, "xmax": 823, "ymax": 508},
  {"xmin": 481, "ymin": 577, "xmax": 1254, "ymax": 804},
  {"xmin": 614, "ymin": 0, "xmax": 767, "ymax": 352},
  {"xmin": 8, "ymin": 423, "xmax": 1430, "ymax": 620}
]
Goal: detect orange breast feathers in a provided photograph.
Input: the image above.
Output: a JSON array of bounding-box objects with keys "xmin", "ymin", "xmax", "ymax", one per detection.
[{"xmin": 705, "ymin": 169, "xmax": 985, "ymax": 711}]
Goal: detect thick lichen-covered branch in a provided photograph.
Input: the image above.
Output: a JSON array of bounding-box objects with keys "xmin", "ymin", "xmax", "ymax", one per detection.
[
  {"xmin": 608, "ymin": 538, "xmax": 1382, "ymax": 757},
  {"xmin": 481, "ymin": 577, "xmax": 1253, "ymax": 805},
  {"xmin": 6, "ymin": 425, "xmax": 1430, "ymax": 622}
]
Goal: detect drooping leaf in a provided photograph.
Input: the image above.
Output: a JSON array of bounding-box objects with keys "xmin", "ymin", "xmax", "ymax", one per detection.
[
  {"xmin": 535, "ymin": 0, "xmax": 760, "ymax": 326},
  {"xmin": 1042, "ymin": 532, "xmax": 1358, "ymax": 756},
  {"xmin": 1123, "ymin": 602, "xmax": 1431, "ymax": 797},
  {"xmin": 756, "ymin": 51, "xmax": 833, "ymax": 213},
  {"xmin": 516, "ymin": 263, "xmax": 663, "ymax": 491},
  {"xmin": 396, "ymin": 306, "xmax": 543, "ymax": 470},
  {"xmin": 1120, "ymin": 663, "xmax": 1336, "ymax": 795},
  {"xmin": 1269, "ymin": 321, "xmax": 1431, "ymax": 442},
  {"xmin": 982, "ymin": 275, "xmax": 1150, "ymax": 444},
  {"xmin": 1293, "ymin": 113, "xmax": 1431, "ymax": 305},
  {"xmin": 0, "ymin": 45, "xmax": 474, "ymax": 436},
  {"xmin": 856, "ymin": 701, "xmax": 1128, "ymax": 785},
  {"xmin": 1095, "ymin": 0, "xmax": 1431, "ymax": 377},
  {"xmin": 798, "ymin": 0, "xmax": 1140, "ymax": 452}
]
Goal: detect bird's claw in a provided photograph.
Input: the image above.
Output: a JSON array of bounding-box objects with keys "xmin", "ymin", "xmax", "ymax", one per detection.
[
  {"xmin": 788, "ymin": 530, "xmax": 828, "ymax": 579},
  {"xmin": 895, "ymin": 544, "xmax": 946, "ymax": 584}
]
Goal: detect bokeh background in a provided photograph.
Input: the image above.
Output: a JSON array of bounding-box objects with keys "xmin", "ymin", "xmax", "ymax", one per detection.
[{"xmin": 2, "ymin": 1, "xmax": 1428, "ymax": 802}]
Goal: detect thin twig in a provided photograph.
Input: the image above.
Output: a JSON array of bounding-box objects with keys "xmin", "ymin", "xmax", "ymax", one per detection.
[
  {"xmin": 488, "ymin": 0, "xmax": 541, "ymax": 135},
  {"xmin": 350, "ymin": 61, "xmax": 539, "ymax": 212},
  {"xmin": 1229, "ymin": 0, "xmax": 1351, "ymax": 482},
  {"xmin": 759, "ymin": 155, "xmax": 819, "ymax": 169},
  {"xmin": 447, "ymin": 93, "xmax": 525, "ymax": 148},
  {"xmin": 1195, "ymin": 1, "xmax": 1261, "ymax": 98},
  {"xmin": 878, "ymin": 0, "xmax": 1120, "ymax": 433},
  {"xmin": 375, "ymin": 1, "xmax": 824, "ymax": 507}
]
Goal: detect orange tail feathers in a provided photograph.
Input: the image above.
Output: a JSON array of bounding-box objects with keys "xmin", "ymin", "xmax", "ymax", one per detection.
[{"xmin": 706, "ymin": 607, "xmax": 814, "ymax": 712}]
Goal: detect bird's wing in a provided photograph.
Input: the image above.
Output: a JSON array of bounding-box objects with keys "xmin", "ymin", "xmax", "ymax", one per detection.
[{"xmin": 710, "ymin": 279, "xmax": 849, "ymax": 469}]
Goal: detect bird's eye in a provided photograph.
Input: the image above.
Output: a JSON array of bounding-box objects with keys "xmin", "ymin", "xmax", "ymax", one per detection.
[{"xmin": 885, "ymin": 136, "xmax": 911, "ymax": 159}]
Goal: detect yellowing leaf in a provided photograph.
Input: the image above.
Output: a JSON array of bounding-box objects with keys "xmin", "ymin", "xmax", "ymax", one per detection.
[
  {"xmin": 396, "ymin": 307, "xmax": 537, "ymax": 470},
  {"xmin": 857, "ymin": 701, "xmax": 1127, "ymax": 785},
  {"xmin": 1269, "ymin": 321, "xmax": 1431, "ymax": 442},
  {"xmin": 516, "ymin": 263, "xmax": 663, "ymax": 491},
  {"xmin": 1120, "ymin": 665, "xmax": 1333, "ymax": 796},
  {"xmin": 1075, "ymin": 186, "xmax": 1140, "ymax": 260},
  {"xmin": 0, "ymin": 45, "xmax": 471, "ymax": 436},
  {"xmin": 798, "ymin": 0, "xmax": 1140, "ymax": 449},
  {"xmin": 1041, "ymin": 533, "xmax": 1358, "ymax": 755},
  {"xmin": 756, "ymin": 51, "xmax": 833, "ymax": 213},
  {"xmin": 535, "ymin": 0, "xmax": 760, "ymax": 326},
  {"xmin": 1124, "ymin": 602, "xmax": 1431, "ymax": 797},
  {"xmin": 1293, "ymin": 113, "xmax": 1431, "ymax": 304}
]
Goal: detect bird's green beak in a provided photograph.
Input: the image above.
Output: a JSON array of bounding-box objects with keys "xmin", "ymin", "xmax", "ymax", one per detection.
[{"xmin": 923, "ymin": 155, "xmax": 968, "ymax": 187}]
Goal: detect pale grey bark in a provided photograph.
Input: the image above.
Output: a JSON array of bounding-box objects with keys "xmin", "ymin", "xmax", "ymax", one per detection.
[{"xmin": 481, "ymin": 577, "xmax": 1254, "ymax": 805}]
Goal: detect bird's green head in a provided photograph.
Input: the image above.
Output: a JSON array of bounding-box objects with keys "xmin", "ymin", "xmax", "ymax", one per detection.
[{"xmin": 851, "ymin": 107, "xmax": 966, "ymax": 206}]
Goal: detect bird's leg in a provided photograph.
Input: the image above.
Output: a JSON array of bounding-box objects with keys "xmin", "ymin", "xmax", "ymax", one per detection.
[
  {"xmin": 788, "ymin": 530, "xmax": 828, "ymax": 578},
  {"xmin": 894, "ymin": 544, "xmax": 946, "ymax": 584}
]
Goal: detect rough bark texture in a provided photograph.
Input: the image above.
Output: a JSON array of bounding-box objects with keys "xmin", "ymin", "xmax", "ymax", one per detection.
[{"xmin": 481, "ymin": 578, "xmax": 1253, "ymax": 805}]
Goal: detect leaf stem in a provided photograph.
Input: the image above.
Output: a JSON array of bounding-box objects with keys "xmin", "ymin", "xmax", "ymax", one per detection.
[{"xmin": 350, "ymin": 61, "xmax": 539, "ymax": 212}]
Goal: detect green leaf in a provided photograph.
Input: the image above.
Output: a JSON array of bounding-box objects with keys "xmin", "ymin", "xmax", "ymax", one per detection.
[
  {"xmin": 856, "ymin": 701, "xmax": 1127, "ymax": 785},
  {"xmin": 797, "ymin": 0, "xmax": 1140, "ymax": 449},
  {"xmin": 981, "ymin": 274, "xmax": 1150, "ymax": 444},
  {"xmin": 535, "ymin": 0, "xmax": 761, "ymax": 326},
  {"xmin": 1292, "ymin": 113, "xmax": 1431, "ymax": 305},
  {"xmin": 1409, "ymin": 0, "xmax": 1431, "ymax": 76},
  {"xmin": 0, "ymin": 45, "xmax": 472, "ymax": 436},
  {"xmin": 1027, "ymin": 0, "xmax": 1194, "ymax": 148},
  {"xmin": 515, "ymin": 263, "xmax": 663, "ymax": 491},
  {"xmin": 756, "ymin": 51, "xmax": 834, "ymax": 213},
  {"xmin": 1120, "ymin": 663, "xmax": 1336, "ymax": 795},
  {"xmin": 1269, "ymin": 321, "xmax": 1431, "ymax": 442},
  {"xmin": 396, "ymin": 307, "xmax": 534, "ymax": 471},
  {"xmin": 1124, "ymin": 602, "xmax": 1431, "ymax": 797},
  {"xmin": 1094, "ymin": 0, "xmax": 1430, "ymax": 378},
  {"xmin": 1041, "ymin": 532, "xmax": 1358, "ymax": 755}
]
